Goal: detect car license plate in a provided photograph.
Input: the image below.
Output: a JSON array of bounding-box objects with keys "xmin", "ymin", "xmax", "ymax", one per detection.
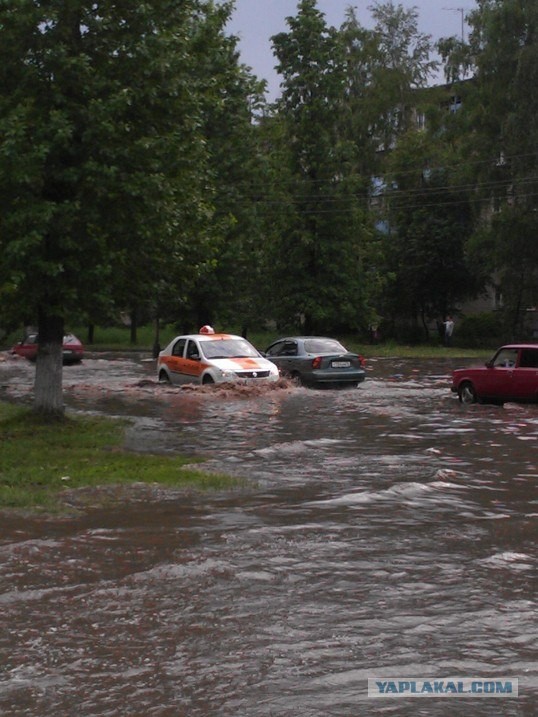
[{"xmin": 331, "ymin": 360, "xmax": 350, "ymax": 368}]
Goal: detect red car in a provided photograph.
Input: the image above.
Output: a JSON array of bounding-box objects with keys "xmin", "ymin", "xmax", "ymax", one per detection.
[
  {"xmin": 12, "ymin": 333, "xmax": 84, "ymax": 364},
  {"xmin": 451, "ymin": 344, "xmax": 538, "ymax": 405}
]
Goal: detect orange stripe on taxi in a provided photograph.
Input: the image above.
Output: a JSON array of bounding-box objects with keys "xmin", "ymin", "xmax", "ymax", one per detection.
[{"xmin": 228, "ymin": 358, "xmax": 265, "ymax": 369}]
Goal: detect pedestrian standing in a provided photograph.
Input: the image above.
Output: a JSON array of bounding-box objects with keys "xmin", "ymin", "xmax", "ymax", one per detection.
[{"xmin": 444, "ymin": 316, "xmax": 454, "ymax": 346}]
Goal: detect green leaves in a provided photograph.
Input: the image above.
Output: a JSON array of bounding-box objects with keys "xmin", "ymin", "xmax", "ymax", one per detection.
[{"xmin": 0, "ymin": 0, "xmax": 227, "ymax": 331}]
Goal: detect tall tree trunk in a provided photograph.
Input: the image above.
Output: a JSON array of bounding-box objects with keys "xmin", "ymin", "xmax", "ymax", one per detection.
[
  {"xmin": 420, "ymin": 308, "xmax": 430, "ymax": 340},
  {"xmin": 152, "ymin": 316, "xmax": 161, "ymax": 358},
  {"xmin": 303, "ymin": 313, "xmax": 313, "ymax": 335},
  {"xmin": 34, "ymin": 312, "xmax": 64, "ymax": 419}
]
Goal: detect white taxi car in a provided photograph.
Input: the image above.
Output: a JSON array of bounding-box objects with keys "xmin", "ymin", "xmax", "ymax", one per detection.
[{"xmin": 157, "ymin": 327, "xmax": 280, "ymax": 385}]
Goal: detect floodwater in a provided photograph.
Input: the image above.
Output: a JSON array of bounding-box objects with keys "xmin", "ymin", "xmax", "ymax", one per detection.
[{"xmin": 0, "ymin": 352, "xmax": 537, "ymax": 716}]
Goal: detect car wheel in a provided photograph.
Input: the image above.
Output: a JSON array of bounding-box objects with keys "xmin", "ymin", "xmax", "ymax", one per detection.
[
  {"xmin": 158, "ymin": 369, "xmax": 170, "ymax": 384},
  {"xmin": 290, "ymin": 371, "xmax": 304, "ymax": 385},
  {"xmin": 458, "ymin": 381, "xmax": 477, "ymax": 404},
  {"xmin": 202, "ymin": 374, "xmax": 215, "ymax": 385}
]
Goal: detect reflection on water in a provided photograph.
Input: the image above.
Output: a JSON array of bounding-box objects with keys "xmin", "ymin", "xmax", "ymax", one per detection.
[{"xmin": 0, "ymin": 353, "xmax": 537, "ymax": 716}]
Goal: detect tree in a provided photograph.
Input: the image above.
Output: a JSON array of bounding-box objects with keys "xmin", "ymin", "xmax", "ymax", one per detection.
[
  {"xmin": 359, "ymin": 1, "xmax": 438, "ymax": 153},
  {"xmin": 440, "ymin": 0, "xmax": 538, "ymax": 337},
  {"xmin": 0, "ymin": 0, "xmax": 218, "ymax": 418},
  {"xmin": 336, "ymin": 3, "xmax": 446, "ymax": 337},
  {"xmin": 381, "ymin": 129, "xmax": 478, "ymax": 337},
  {"xmin": 182, "ymin": 2, "xmax": 272, "ymax": 336},
  {"xmin": 269, "ymin": 0, "xmax": 372, "ymax": 334},
  {"xmin": 337, "ymin": 3, "xmax": 441, "ymax": 330}
]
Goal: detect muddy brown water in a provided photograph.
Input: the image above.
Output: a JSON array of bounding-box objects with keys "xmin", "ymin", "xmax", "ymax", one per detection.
[{"xmin": 0, "ymin": 352, "xmax": 536, "ymax": 716}]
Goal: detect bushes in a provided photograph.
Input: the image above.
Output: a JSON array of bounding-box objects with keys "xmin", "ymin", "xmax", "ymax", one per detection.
[{"xmin": 455, "ymin": 312, "xmax": 504, "ymax": 348}]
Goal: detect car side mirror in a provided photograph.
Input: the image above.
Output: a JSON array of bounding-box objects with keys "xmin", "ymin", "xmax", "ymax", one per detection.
[
  {"xmin": 485, "ymin": 360, "xmax": 494, "ymax": 368},
  {"xmin": 190, "ymin": 353, "xmax": 200, "ymax": 361}
]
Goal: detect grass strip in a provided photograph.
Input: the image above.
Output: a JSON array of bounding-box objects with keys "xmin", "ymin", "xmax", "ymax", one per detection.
[{"xmin": 0, "ymin": 402, "xmax": 239, "ymax": 511}]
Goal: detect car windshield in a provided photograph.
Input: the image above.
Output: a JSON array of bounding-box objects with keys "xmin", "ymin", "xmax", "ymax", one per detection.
[
  {"xmin": 303, "ymin": 339, "xmax": 347, "ymax": 354},
  {"xmin": 200, "ymin": 338, "xmax": 259, "ymax": 359},
  {"xmin": 493, "ymin": 348, "xmax": 518, "ymax": 367}
]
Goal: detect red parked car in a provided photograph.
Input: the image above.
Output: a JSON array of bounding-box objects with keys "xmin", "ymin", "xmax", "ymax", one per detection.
[
  {"xmin": 451, "ymin": 344, "xmax": 538, "ymax": 405},
  {"xmin": 12, "ymin": 333, "xmax": 84, "ymax": 364}
]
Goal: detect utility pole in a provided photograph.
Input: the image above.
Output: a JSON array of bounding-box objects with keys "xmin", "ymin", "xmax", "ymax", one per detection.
[{"xmin": 443, "ymin": 7, "xmax": 466, "ymax": 42}]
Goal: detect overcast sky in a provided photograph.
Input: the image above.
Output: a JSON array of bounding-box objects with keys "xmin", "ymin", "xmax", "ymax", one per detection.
[{"xmin": 224, "ymin": 0, "xmax": 472, "ymax": 99}]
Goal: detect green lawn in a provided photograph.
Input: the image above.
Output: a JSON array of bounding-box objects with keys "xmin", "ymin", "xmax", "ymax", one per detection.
[
  {"xmin": 0, "ymin": 402, "xmax": 239, "ymax": 511},
  {"xmin": 2, "ymin": 323, "xmax": 495, "ymax": 359},
  {"xmin": 80, "ymin": 326, "xmax": 492, "ymax": 360}
]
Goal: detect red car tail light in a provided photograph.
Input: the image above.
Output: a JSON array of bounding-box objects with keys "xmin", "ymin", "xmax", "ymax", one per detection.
[{"xmin": 312, "ymin": 356, "xmax": 322, "ymax": 369}]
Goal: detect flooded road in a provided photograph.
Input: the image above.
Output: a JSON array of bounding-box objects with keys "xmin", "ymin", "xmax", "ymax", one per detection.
[{"xmin": 0, "ymin": 353, "xmax": 537, "ymax": 716}]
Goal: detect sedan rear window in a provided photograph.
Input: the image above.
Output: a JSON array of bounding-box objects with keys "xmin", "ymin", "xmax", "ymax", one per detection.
[{"xmin": 303, "ymin": 339, "xmax": 346, "ymax": 354}]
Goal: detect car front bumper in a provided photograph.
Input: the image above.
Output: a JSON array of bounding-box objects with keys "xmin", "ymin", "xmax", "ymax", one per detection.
[{"xmin": 213, "ymin": 371, "xmax": 280, "ymax": 384}]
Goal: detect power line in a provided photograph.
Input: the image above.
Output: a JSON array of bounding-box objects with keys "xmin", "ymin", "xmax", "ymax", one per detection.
[
  {"xmin": 234, "ymin": 174, "xmax": 538, "ymax": 205},
  {"xmin": 236, "ymin": 151, "xmax": 538, "ymax": 193},
  {"xmin": 241, "ymin": 190, "xmax": 538, "ymax": 216}
]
